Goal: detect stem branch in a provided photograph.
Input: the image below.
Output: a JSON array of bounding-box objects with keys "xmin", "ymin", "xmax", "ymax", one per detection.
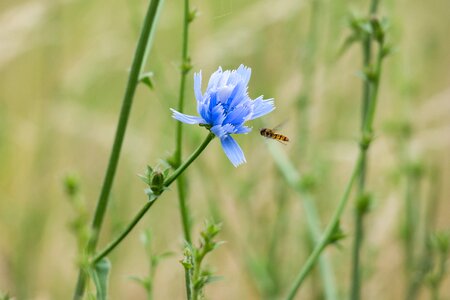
[{"xmin": 92, "ymin": 132, "xmax": 215, "ymax": 264}]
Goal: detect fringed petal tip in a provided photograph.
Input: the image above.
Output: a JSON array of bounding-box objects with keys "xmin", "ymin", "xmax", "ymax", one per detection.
[
  {"xmin": 170, "ymin": 108, "xmax": 205, "ymax": 125},
  {"xmin": 193, "ymin": 71, "xmax": 203, "ymax": 102},
  {"xmin": 250, "ymin": 97, "xmax": 276, "ymax": 120},
  {"xmin": 220, "ymin": 135, "xmax": 246, "ymax": 167}
]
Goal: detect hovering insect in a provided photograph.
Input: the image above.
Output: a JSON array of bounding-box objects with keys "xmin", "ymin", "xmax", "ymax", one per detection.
[{"xmin": 260, "ymin": 127, "xmax": 290, "ymax": 144}]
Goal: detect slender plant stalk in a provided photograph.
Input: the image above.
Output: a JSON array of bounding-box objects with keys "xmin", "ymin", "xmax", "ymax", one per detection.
[
  {"xmin": 285, "ymin": 39, "xmax": 385, "ymax": 300},
  {"xmin": 285, "ymin": 152, "xmax": 364, "ymax": 300},
  {"xmin": 268, "ymin": 142, "xmax": 337, "ymax": 300},
  {"xmin": 92, "ymin": 132, "xmax": 215, "ymax": 264},
  {"xmin": 405, "ymin": 168, "xmax": 424, "ymax": 299},
  {"xmin": 350, "ymin": 1, "xmax": 380, "ymax": 299},
  {"xmin": 265, "ymin": 176, "xmax": 289, "ymax": 298},
  {"xmin": 173, "ymin": 0, "xmax": 194, "ymax": 297},
  {"xmin": 431, "ymin": 250, "xmax": 449, "ymax": 300},
  {"xmin": 72, "ymin": 1, "xmax": 162, "ymax": 298},
  {"xmin": 297, "ymin": 0, "xmax": 321, "ymax": 157},
  {"xmin": 174, "ymin": 0, "xmax": 193, "ymax": 244},
  {"xmin": 407, "ymin": 171, "xmax": 432, "ymax": 300}
]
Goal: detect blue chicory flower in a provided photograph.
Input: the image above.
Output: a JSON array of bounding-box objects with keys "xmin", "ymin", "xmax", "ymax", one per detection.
[{"xmin": 170, "ymin": 64, "xmax": 275, "ymax": 167}]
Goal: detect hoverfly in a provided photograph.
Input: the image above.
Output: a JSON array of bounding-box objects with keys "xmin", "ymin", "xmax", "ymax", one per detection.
[{"xmin": 260, "ymin": 127, "xmax": 290, "ymax": 144}]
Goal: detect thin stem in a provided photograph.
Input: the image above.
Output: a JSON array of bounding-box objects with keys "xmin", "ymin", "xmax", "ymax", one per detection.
[
  {"xmin": 405, "ymin": 170, "xmax": 423, "ymax": 299},
  {"xmin": 350, "ymin": 1, "xmax": 380, "ymax": 298},
  {"xmin": 285, "ymin": 40, "xmax": 386, "ymax": 300},
  {"xmin": 370, "ymin": 0, "xmax": 380, "ymax": 14},
  {"xmin": 92, "ymin": 201, "xmax": 154, "ymax": 264},
  {"xmin": 174, "ymin": 2, "xmax": 193, "ymax": 296},
  {"xmin": 350, "ymin": 208, "xmax": 364, "ymax": 300},
  {"xmin": 192, "ymin": 250, "xmax": 207, "ymax": 300},
  {"xmin": 266, "ymin": 177, "xmax": 288, "ymax": 297},
  {"xmin": 185, "ymin": 266, "xmax": 193, "ymax": 300},
  {"xmin": 285, "ymin": 153, "xmax": 364, "ymax": 300},
  {"xmin": 297, "ymin": 0, "xmax": 321, "ymax": 157},
  {"xmin": 434, "ymin": 250, "xmax": 449, "ymax": 299},
  {"xmin": 350, "ymin": 207, "xmax": 365, "ymax": 300},
  {"xmin": 174, "ymin": 0, "xmax": 193, "ymax": 246},
  {"xmin": 92, "ymin": 132, "xmax": 215, "ymax": 264},
  {"xmin": 267, "ymin": 142, "xmax": 337, "ymax": 300},
  {"xmin": 165, "ymin": 133, "xmax": 215, "ymax": 186},
  {"xmin": 72, "ymin": 1, "xmax": 162, "ymax": 298},
  {"xmin": 362, "ymin": 48, "xmax": 383, "ymax": 136}
]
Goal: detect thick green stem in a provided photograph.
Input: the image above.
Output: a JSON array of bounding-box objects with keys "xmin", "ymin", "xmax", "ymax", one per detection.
[
  {"xmin": 72, "ymin": 1, "xmax": 162, "ymax": 298},
  {"xmin": 92, "ymin": 132, "xmax": 215, "ymax": 264}
]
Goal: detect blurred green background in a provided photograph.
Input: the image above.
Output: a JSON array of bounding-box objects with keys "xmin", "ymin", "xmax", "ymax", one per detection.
[{"xmin": 0, "ymin": 0, "xmax": 449, "ymax": 299}]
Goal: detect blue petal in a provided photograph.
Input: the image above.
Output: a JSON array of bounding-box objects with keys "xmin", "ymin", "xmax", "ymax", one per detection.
[
  {"xmin": 220, "ymin": 135, "xmax": 246, "ymax": 167},
  {"xmin": 217, "ymin": 70, "xmax": 231, "ymax": 87},
  {"xmin": 236, "ymin": 64, "xmax": 252, "ymax": 87},
  {"xmin": 234, "ymin": 125, "xmax": 252, "ymax": 134},
  {"xmin": 221, "ymin": 124, "xmax": 235, "ymax": 134},
  {"xmin": 226, "ymin": 81, "xmax": 246, "ymax": 107},
  {"xmin": 210, "ymin": 125, "xmax": 226, "ymax": 138},
  {"xmin": 198, "ymin": 94, "xmax": 211, "ymax": 122},
  {"xmin": 217, "ymin": 86, "xmax": 234, "ymax": 104},
  {"xmin": 210, "ymin": 104, "xmax": 226, "ymax": 125},
  {"xmin": 220, "ymin": 123, "xmax": 251, "ymax": 134},
  {"xmin": 249, "ymin": 96, "xmax": 275, "ymax": 120},
  {"xmin": 223, "ymin": 103, "xmax": 251, "ymax": 125},
  {"xmin": 170, "ymin": 109, "xmax": 205, "ymax": 124},
  {"xmin": 229, "ymin": 92, "xmax": 250, "ymax": 110},
  {"xmin": 194, "ymin": 72, "xmax": 203, "ymax": 102},
  {"xmin": 207, "ymin": 67, "xmax": 223, "ymax": 91},
  {"xmin": 208, "ymin": 92, "xmax": 218, "ymax": 112}
]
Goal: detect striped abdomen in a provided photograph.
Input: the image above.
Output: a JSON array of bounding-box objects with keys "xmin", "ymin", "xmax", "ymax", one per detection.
[{"xmin": 260, "ymin": 128, "xmax": 289, "ymax": 142}]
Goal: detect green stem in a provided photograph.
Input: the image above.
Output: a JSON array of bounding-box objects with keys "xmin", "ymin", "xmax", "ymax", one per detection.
[
  {"xmin": 429, "ymin": 246, "xmax": 449, "ymax": 300},
  {"xmin": 285, "ymin": 40, "xmax": 385, "ymax": 300},
  {"xmin": 405, "ymin": 171, "xmax": 423, "ymax": 299},
  {"xmin": 297, "ymin": 0, "xmax": 320, "ymax": 157},
  {"xmin": 92, "ymin": 132, "xmax": 215, "ymax": 264},
  {"xmin": 192, "ymin": 251, "xmax": 206, "ymax": 300},
  {"xmin": 350, "ymin": 207, "xmax": 364, "ymax": 300},
  {"xmin": 350, "ymin": 2, "xmax": 380, "ymax": 298},
  {"xmin": 72, "ymin": 1, "xmax": 162, "ymax": 298},
  {"xmin": 362, "ymin": 46, "xmax": 383, "ymax": 136},
  {"xmin": 370, "ymin": 0, "xmax": 380, "ymax": 14},
  {"xmin": 267, "ymin": 142, "xmax": 337, "ymax": 300},
  {"xmin": 266, "ymin": 178, "xmax": 288, "ymax": 297},
  {"xmin": 175, "ymin": 3, "xmax": 193, "ymax": 296},
  {"xmin": 285, "ymin": 153, "xmax": 364, "ymax": 300},
  {"xmin": 175, "ymin": 0, "xmax": 192, "ymax": 245}
]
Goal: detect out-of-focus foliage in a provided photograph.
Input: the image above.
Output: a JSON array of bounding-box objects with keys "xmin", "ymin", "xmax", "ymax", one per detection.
[{"xmin": 0, "ymin": 0, "xmax": 449, "ymax": 299}]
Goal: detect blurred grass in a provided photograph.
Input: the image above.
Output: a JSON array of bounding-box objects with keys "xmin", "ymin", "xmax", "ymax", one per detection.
[{"xmin": 1, "ymin": 0, "xmax": 450, "ymax": 299}]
